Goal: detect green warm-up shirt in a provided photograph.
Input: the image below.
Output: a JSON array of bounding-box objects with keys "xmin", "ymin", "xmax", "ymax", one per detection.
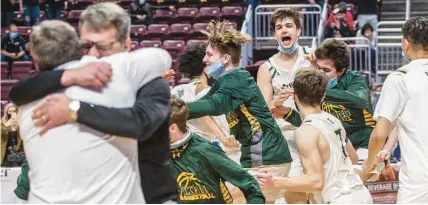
[
  {"xmin": 171, "ymin": 134, "xmax": 265, "ymax": 204},
  {"xmin": 284, "ymin": 70, "xmax": 374, "ymax": 149},
  {"xmin": 187, "ymin": 68, "xmax": 292, "ymax": 168}
]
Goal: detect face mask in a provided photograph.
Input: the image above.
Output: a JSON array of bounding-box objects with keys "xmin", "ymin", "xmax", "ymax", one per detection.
[
  {"xmin": 10, "ymin": 32, "xmax": 18, "ymax": 39},
  {"xmin": 375, "ymin": 91, "xmax": 381, "ymax": 98},
  {"xmin": 206, "ymin": 60, "xmax": 225, "ymax": 80},
  {"xmin": 402, "ymin": 51, "xmax": 409, "ymax": 62},
  {"xmin": 139, "ymin": 0, "xmax": 145, "ymax": 4},
  {"xmin": 328, "ymin": 77, "xmax": 338, "ymax": 88},
  {"xmin": 277, "ymin": 43, "xmax": 298, "ymax": 54}
]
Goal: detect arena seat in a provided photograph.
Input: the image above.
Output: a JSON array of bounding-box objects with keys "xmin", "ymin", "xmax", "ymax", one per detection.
[
  {"xmin": 186, "ymin": 39, "xmax": 208, "ymax": 46},
  {"xmin": 1, "ymin": 80, "xmax": 18, "ymax": 102},
  {"xmin": 165, "ymin": 23, "xmax": 192, "ymax": 40},
  {"xmin": 221, "ymin": 6, "xmax": 243, "ymax": 22},
  {"xmin": 1, "ymin": 62, "xmax": 8, "ymax": 80},
  {"xmin": 146, "ymin": 24, "xmax": 169, "ymax": 40},
  {"xmin": 175, "ymin": 7, "xmax": 199, "ymax": 24},
  {"xmin": 11, "ymin": 61, "xmax": 32, "ymax": 80},
  {"xmin": 17, "ymin": 26, "xmax": 32, "ymax": 41},
  {"xmin": 153, "ymin": 9, "xmax": 176, "ymax": 24},
  {"xmin": 130, "ymin": 41, "xmax": 140, "ymax": 51},
  {"xmin": 190, "ymin": 23, "xmax": 209, "ymax": 39},
  {"xmin": 198, "ymin": 7, "xmax": 221, "ymax": 22},
  {"xmin": 130, "ymin": 25, "xmax": 147, "ymax": 41},
  {"xmin": 163, "ymin": 40, "xmax": 185, "ymax": 59},
  {"xmin": 67, "ymin": 10, "xmax": 84, "ymax": 25},
  {"xmin": 140, "ymin": 40, "xmax": 163, "ymax": 48}
]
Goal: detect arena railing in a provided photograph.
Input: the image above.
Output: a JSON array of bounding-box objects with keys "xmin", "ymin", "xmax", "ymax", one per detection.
[
  {"xmin": 316, "ymin": 3, "xmax": 329, "ymax": 44},
  {"xmin": 375, "ymin": 21, "xmax": 407, "ymax": 82},
  {"xmin": 240, "ymin": 4, "xmax": 253, "ymax": 67},
  {"xmin": 324, "ymin": 37, "xmax": 373, "ymax": 83},
  {"xmin": 254, "ymin": 4, "xmax": 322, "ymax": 49}
]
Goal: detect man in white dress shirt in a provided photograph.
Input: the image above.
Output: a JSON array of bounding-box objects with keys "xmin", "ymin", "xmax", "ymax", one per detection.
[
  {"xmin": 18, "ymin": 20, "xmax": 171, "ymax": 203},
  {"xmin": 363, "ymin": 16, "xmax": 428, "ymax": 203}
]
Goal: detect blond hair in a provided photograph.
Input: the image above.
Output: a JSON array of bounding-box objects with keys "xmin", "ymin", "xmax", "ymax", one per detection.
[
  {"xmin": 169, "ymin": 97, "xmax": 189, "ymax": 133},
  {"xmin": 201, "ymin": 20, "xmax": 252, "ymax": 65},
  {"xmin": 2, "ymin": 103, "xmax": 18, "ymax": 123}
]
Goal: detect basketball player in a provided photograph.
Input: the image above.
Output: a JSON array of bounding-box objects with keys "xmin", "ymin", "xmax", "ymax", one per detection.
[
  {"xmin": 260, "ymin": 68, "xmax": 372, "ymax": 204},
  {"xmin": 363, "ymin": 16, "xmax": 428, "ymax": 203},
  {"xmin": 171, "ymin": 44, "xmax": 240, "ymax": 163},
  {"xmin": 256, "ymin": 8, "xmax": 312, "ymax": 203},
  {"xmin": 168, "ymin": 97, "xmax": 265, "ymax": 204},
  {"xmin": 186, "ymin": 20, "xmax": 292, "ymax": 204}
]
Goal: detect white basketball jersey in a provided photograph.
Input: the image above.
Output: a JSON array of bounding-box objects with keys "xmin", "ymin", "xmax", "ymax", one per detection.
[{"xmin": 303, "ymin": 112, "xmax": 367, "ymax": 203}]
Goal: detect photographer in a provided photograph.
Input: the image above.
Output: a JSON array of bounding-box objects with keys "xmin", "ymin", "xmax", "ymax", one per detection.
[
  {"xmin": 1, "ymin": 103, "xmax": 24, "ymax": 167},
  {"xmin": 325, "ymin": 8, "xmax": 354, "ymax": 38}
]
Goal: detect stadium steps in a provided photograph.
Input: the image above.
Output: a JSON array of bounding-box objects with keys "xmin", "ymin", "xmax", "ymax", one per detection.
[{"xmin": 381, "ymin": 0, "xmax": 428, "ymax": 21}]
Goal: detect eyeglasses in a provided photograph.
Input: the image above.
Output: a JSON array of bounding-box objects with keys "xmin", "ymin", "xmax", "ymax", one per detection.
[{"xmin": 80, "ymin": 40, "xmax": 120, "ymax": 55}]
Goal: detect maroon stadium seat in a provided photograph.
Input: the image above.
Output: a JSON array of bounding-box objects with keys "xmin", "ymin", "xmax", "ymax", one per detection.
[
  {"xmin": 190, "ymin": 23, "xmax": 209, "ymax": 39},
  {"xmin": 130, "ymin": 25, "xmax": 147, "ymax": 41},
  {"xmin": 146, "ymin": 24, "xmax": 169, "ymax": 40},
  {"xmin": 17, "ymin": 26, "xmax": 32, "ymax": 41},
  {"xmin": 175, "ymin": 7, "xmax": 199, "ymax": 24},
  {"xmin": 67, "ymin": 10, "xmax": 84, "ymax": 24},
  {"xmin": 186, "ymin": 39, "xmax": 208, "ymax": 47},
  {"xmin": 221, "ymin": 6, "xmax": 243, "ymax": 22},
  {"xmin": 165, "ymin": 23, "xmax": 192, "ymax": 40},
  {"xmin": 140, "ymin": 40, "xmax": 162, "ymax": 48},
  {"xmin": 12, "ymin": 61, "xmax": 32, "ymax": 80},
  {"xmin": 13, "ymin": 12, "xmax": 24, "ymax": 26},
  {"xmin": 198, "ymin": 7, "xmax": 221, "ymax": 22},
  {"xmin": 153, "ymin": 9, "xmax": 176, "ymax": 24},
  {"xmin": 130, "ymin": 41, "xmax": 140, "ymax": 51},
  {"xmin": 1, "ymin": 62, "xmax": 8, "ymax": 80},
  {"xmin": 1, "ymin": 27, "xmax": 10, "ymax": 36},
  {"xmin": 163, "ymin": 40, "xmax": 185, "ymax": 59},
  {"xmin": 1, "ymin": 80, "xmax": 18, "ymax": 102}
]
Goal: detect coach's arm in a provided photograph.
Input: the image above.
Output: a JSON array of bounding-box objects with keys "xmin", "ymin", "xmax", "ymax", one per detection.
[{"xmin": 9, "ymin": 65, "xmax": 169, "ymax": 141}]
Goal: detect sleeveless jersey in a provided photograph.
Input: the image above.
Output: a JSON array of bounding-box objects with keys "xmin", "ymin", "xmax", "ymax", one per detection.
[{"xmin": 303, "ymin": 112, "xmax": 367, "ymax": 203}]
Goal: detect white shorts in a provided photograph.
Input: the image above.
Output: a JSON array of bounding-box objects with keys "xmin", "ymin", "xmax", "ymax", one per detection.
[{"xmin": 329, "ymin": 187, "xmax": 373, "ymax": 204}]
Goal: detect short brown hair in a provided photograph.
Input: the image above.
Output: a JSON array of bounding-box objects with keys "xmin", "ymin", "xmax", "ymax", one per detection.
[
  {"xmin": 293, "ymin": 68, "xmax": 328, "ymax": 107},
  {"xmin": 315, "ymin": 39, "xmax": 350, "ymax": 72},
  {"xmin": 170, "ymin": 97, "xmax": 189, "ymax": 133},
  {"xmin": 270, "ymin": 8, "xmax": 302, "ymax": 31},
  {"xmin": 201, "ymin": 20, "xmax": 252, "ymax": 65}
]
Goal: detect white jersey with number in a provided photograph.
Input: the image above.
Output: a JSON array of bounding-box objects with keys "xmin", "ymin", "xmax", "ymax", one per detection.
[
  {"xmin": 303, "ymin": 112, "xmax": 371, "ymax": 203},
  {"xmin": 374, "ymin": 59, "xmax": 428, "ymax": 203},
  {"xmin": 262, "ymin": 46, "xmax": 312, "ymax": 176},
  {"xmin": 19, "ymin": 48, "xmax": 171, "ymax": 203}
]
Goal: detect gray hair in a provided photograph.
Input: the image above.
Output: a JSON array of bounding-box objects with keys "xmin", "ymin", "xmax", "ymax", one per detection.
[
  {"xmin": 30, "ymin": 20, "xmax": 83, "ymax": 70},
  {"xmin": 79, "ymin": 2, "xmax": 131, "ymax": 43}
]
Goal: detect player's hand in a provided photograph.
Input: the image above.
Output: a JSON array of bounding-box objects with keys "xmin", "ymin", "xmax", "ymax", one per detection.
[
  {"xmin": 272, "ymin": 89, "xmax": 293, "ymax": 107},
  {"xmin": 163, "ymin": 69, "xmax": 176, "ymax": 82},
  {"xmin": 256, "ymin": 169, "xmax": 276, "ymax": 188},
  {"xmin": 377, "ymin": 149, "xmax": 391, "ymax": 163},
  {"xmin": 270, "ymin": 105, "xmax": 290, "ymax": 119},
  {"xmin": 362, "ymin": 160, "xmax": 376, "ymax": 174},
  {"xmin": 32, "ymin": 94, "xmax": 73, "ymax": 135},
  {"xmin": 61, "ymin": 62, "xmax": 112, "ymax": 89},
  {"xmin": 219, "ymin": 136, "xmax": 240, "ymax": 148},
  {"xmin": 304, "ymin": 52, "xmax": 317, "ymax": 68}
]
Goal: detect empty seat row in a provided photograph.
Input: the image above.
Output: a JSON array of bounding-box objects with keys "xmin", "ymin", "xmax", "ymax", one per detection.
[
  {"xmin": 129, "ymin": 22, "xmax": 236, "ymax": 41},
  {"xmin": 1, "ymin": 61, "xmax": 33, "ymax": 80},
  {"xmin": 131, "ymin": 39, "xmax": 207, "ymax": 58}
]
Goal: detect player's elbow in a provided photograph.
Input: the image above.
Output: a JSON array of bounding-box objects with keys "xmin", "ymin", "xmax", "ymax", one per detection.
[{"xmin": 312, "ymin": 177, "xmax": 324, "ymax": 192}]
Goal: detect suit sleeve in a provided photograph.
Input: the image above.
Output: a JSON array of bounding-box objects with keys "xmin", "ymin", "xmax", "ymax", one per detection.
[
  {"xmin": 9, "ymin": 70, "xmax": 66, "ymax": 106},
  {"xmin": 199, "ymin": 145, "xmax": 265, "ymax": 204},
  {"xmin": 76, "ymin": 77, "xmax": 170, "ymax": 140}
]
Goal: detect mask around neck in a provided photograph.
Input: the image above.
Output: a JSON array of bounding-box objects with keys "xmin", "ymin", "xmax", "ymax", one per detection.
[{"xmin": 277, "ymin": 43, "xmax": 299, "ymax": 54}]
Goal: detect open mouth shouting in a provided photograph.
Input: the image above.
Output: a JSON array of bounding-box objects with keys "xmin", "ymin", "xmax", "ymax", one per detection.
[{"xmin": 281, "ymin": 36, "xmax": 293, "ymax": 46}]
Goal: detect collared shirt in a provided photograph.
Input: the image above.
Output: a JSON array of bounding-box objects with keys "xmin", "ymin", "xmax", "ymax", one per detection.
[
  {"xmin": 374, "ymin": 58, "xmax": 428, "ymax": 203},
  {"xmin": 1, "ymin": 34, "xmax": 26, "ymax": 54},
  {"xmin": 19, "ymin": 48, "xmax": 171, "ymax": 203}
]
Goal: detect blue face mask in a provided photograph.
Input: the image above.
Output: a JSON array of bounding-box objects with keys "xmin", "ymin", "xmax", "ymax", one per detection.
[
  {"xmin": 277, "ymin": 43, "xmax": 298, "ymax": 54},
  {"xmin": 328, "ymin": 77, "xmax": 338, "ymax": 88},
  {"xmin": 139, "ymin": 0, "xmax": 145, "ymax": 4},
  {"xmin": 402, "ymin": 51, "xmax": 409, "ymax": 62},
  {"xmin": 206, "ymin": 60, "xmax": 225, "ymax": 80},
  {"xmin": 10, "ymin": 32, "xmax": 18, "ymax": 39}
]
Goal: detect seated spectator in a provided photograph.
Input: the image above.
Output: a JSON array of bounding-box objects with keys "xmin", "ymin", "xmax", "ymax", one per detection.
[
  {"xmin": 324, "ymin": 8, "xmax": 354, "ymax": 38},
  {"xmin": 1, "ymin": 24, "xmax": 29, "ymax": 79},
  {"xmin": 1, "ymin": 103, "xmax": 24, "ymax": 167},
  {"xmin": 326, "ymin": 2, "xmax": 354, "ymax": 30},
  {"xmin": 128, "ymin": 0, "xmax": 175, "ymax": 25}
]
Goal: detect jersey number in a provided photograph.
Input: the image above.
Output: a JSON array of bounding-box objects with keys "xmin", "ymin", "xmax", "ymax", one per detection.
[{"xmin": 334, "ymin": 129, "xmax": 348, "ymax": 160}]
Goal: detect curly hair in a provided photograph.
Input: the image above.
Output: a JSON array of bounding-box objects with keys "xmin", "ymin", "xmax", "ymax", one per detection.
[
  {"xmin": 200, "ymin": 20, "xmax": 252, "ymax": 65},
  {"xmin": 293, "ymin": 68, "xmax": 328, "ymax": 107},
  {"xmin": 178, "ymin": 44, "xmax": 207, "ymax": 78},
  {"xmin": 315, "ymin": 39, "xmax": 350, "ymax": 72},
  {"xmin": 402, "ymin": 16, "xmax": 428, "ymax": 51}
]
